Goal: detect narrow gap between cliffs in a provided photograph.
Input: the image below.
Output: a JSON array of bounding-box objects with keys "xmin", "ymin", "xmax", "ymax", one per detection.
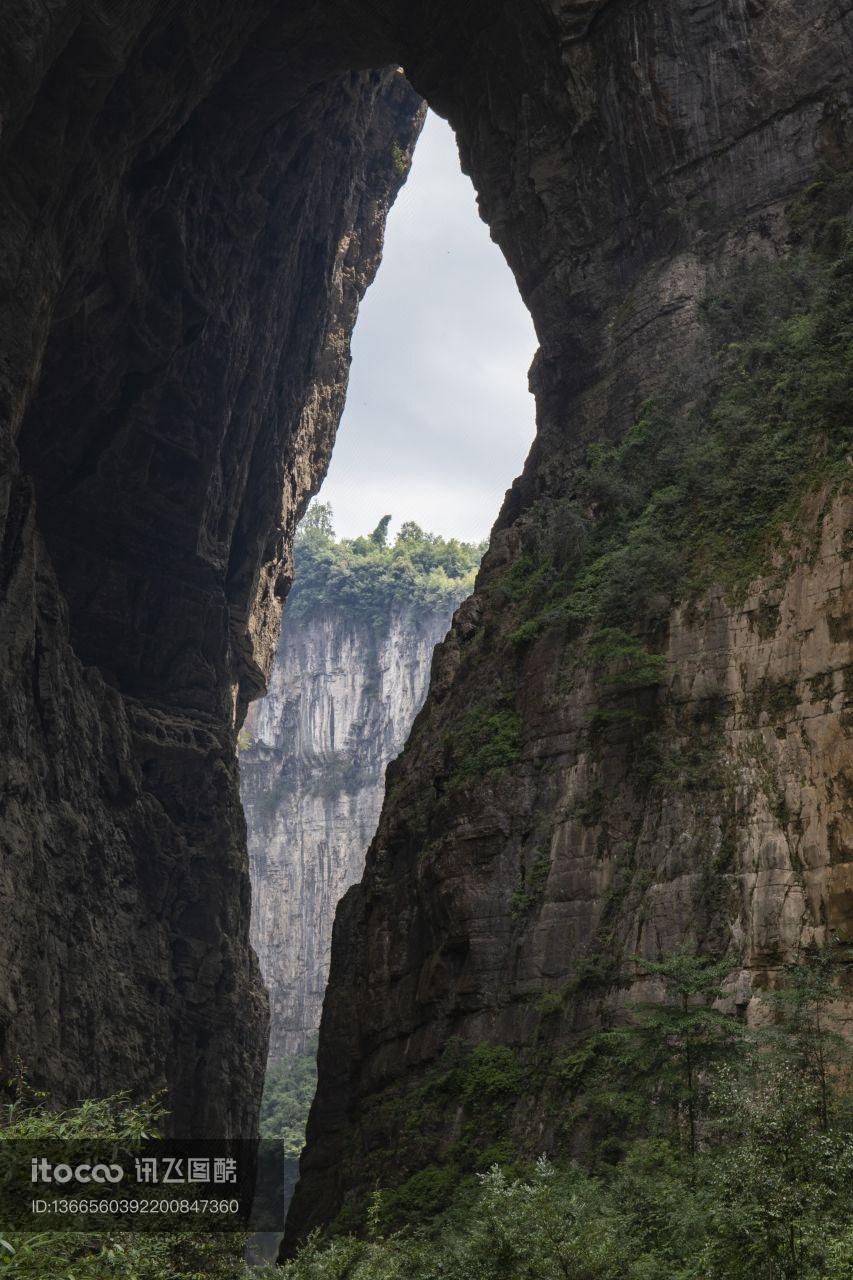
[{"xmin": 237, "ymin": 108, "xmax": 537, "ymax": 1262}]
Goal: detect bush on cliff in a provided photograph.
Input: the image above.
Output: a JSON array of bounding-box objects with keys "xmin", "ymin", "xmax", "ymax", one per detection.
[{"xmin": 508, "ymin": 197, "xmax": 853, "ymax": 658}]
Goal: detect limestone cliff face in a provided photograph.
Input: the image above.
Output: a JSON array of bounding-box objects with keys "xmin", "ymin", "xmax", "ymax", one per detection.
[
  {"xmin": 0, "ymin": 0, "xmax": 851, "ymax": 1199},
  {"xmin": 285, "ymin": 2, "xmax": 853, "ymax": 1243},
  {"xmin": 0, "ymin": 0, "xmax": 424, "ymax": 1135},
  {"xmin": 241, "ymin": 604, "xmax": 452, "ymax": 1058}
]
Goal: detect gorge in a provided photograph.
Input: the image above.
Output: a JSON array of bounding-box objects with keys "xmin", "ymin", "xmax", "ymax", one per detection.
[
  {"xmin": 0, "ymin": 2, "xmax": 851, "ymax": 1275},
  {"xmin": 241, "ymin": 514, "xmax": 482, "ymax": 1060},
  {"xmin": 242, "ymin": 586, "xmax": 452, "ymax": 1060}
]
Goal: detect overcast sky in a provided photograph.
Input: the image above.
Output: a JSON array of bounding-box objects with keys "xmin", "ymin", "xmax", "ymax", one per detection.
[{"xmin": 314, "ymin": 109, "xmax": 538, "ymax": 546}]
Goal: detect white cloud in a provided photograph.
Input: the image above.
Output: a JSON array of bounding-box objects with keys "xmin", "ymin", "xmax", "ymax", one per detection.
[{"xmin": 315, "ymin": 109, "xmax": 537, "ymax": 545}]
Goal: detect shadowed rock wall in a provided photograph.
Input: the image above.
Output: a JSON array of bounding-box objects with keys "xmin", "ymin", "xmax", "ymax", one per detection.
[
  {"xmin": 0, "ymin": 1, "xmax": 423, "ymax": 1135},
  {"xmin": 0, "ymin": 0, "xmax": 850, "ymax": 1198}
]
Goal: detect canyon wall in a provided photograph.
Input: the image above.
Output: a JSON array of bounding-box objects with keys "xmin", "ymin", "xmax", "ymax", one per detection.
[
  {"xmin": 0, "ymin": 0, "xmax": 424, "ymax": 1135},
  {"xmin": 241, "ymin": 602, "xmax": 454, "ymax": 1058},
  {"xmin": 0, "ymin": 0, "xmax": 850, "ymax": 1210},
  {"xmin": 285, "ymin": 1, "xmax": 853, "ymax": 1243}
]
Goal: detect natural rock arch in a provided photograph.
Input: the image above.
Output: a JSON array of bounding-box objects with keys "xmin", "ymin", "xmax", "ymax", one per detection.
[{"xmin": 0, "ymin": 0, "xmax": 850, "ymax": 1176}]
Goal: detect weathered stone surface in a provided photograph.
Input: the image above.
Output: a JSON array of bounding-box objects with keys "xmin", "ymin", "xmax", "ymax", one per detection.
[
  {"xmin": 285, "ymin": 0, "xmax": 853, "ymax": 1242},
  {"xmin": 241, "ymin": 603, "xmax": 454, "ymax": 1058},
  {"xmin": 289, "ymin": 496, "xmax": 851, "ymax": 1239},
  {"xmin": 0, "ymin": 0, "xmax": 424, "ymax": 1136},
  {"xmin": 0, "ymin": 0, "xmax": 850, "ymax": 1216}
]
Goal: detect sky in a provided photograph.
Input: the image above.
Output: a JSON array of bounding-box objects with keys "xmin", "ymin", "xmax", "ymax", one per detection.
[{"xmin": 314, "ymin": 109, "xmax": 538, "ymax": 546}]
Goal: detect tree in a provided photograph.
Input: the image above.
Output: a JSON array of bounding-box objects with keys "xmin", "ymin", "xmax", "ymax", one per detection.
[
  {"xmin": 396, "ymin": 520, "xmax": 425, "ymax": 544},
  {"xmin": 287, "ymin": 517, "xmax": 482, "ymax": 623},
  {"xmin": 626, "ymin": 952, "xmax": 744, "ymax": 1157},
  {"xmin": 701, "ymin": 1050, "xmax": 853, "ymax": 1277},
  {"xmin": 765, "ymin": 942, "xmax": 851, "ymax": 1132},
  {"xmin": 297, "ymin": 501, "xmax": 335, "ymax": 546},
  {"xmin": 370, "ymin": 514, "xmax": 392, "ymax": 547},
  {"xmin": 260, "ymin": 1043, "xmax": 318, "ymax": 1157}
]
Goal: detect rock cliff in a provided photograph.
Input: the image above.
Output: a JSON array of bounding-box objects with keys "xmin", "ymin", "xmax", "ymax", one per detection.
[
  {"xmin": 0, "ymin": 0, "xmax": 424, "ymax": 1135},
  {"xmin": 241, "ymin": 601, "xmax": 454, "ymax": 1058},
  {"xmin": 285, "ymin": 1, "xmax": 853, "ymax": 1243},
  {"xmin": 0, "ymin": 0, "xmax": 850, "ymax": 1216}
]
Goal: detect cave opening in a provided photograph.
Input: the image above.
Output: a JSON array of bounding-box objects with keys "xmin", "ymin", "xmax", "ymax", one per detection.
[{"xmin": 237, "ymin": 106, "xmax": 536, "ymax": 1242}]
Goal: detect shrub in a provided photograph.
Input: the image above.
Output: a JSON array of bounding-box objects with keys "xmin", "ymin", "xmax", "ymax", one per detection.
[
  {"xmin": 0, "ymin": 1087, "xmax": 246, "ymax": 1279},
  {"xmin": 277, "ymin": 949, "xmax": 853, "ymax": 1280},
  {"xmin": 456, "ymin": 1045, "xmax": 525, "ymax": 1103},
  {"xmin": 374, "ymin": 1165, "xmax": 461, "ymax": 1230},
  {"xmin": 509, "ymin": 207, "xmax": 853, "ymax": 663},
  {"xmin": 287, "ymin": 508, "xmax": 484, "ymax": 627},
  {"xmin": 449, "ymin": 708, "xmax": 521, "ymax": 786}
]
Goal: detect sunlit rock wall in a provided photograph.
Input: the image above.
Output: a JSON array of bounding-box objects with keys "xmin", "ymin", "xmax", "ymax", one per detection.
[{"xmin": 241, "ymin": 604, "xmax": 452, "ymax": 1057}]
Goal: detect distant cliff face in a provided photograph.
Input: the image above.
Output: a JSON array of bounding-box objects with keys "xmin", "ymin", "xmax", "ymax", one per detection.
[{"xmin": 241, "ymin": 603, "xmax": 452, "ymax": 1058}]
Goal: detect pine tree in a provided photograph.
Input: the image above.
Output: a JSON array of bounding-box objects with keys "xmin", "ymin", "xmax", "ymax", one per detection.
[
  {"xmin": 626, "ymin": 952, "xmax": 744, "ymax": 1157},
  {"xmin": 370, "ymin": 514, "xmax": 392, "ymax": 547}
]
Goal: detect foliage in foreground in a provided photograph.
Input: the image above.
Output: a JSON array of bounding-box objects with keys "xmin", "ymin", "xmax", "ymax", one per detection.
[
  {"xmin": 278, "ymin": 949, "xmax": 853, "ymax": 1280},
  {"xmin": 0, "ymin": 1090, "xmax": 247, "ymax": 1279},
  {"xmin": 1, "ymin": 950, "xmax": 851, "ymax": 1278}
]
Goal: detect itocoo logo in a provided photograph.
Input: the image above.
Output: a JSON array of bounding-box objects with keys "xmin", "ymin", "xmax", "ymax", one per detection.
[{"xmin": 31, "ymin": 1158, "xmax": 124, "ymax": 1184}]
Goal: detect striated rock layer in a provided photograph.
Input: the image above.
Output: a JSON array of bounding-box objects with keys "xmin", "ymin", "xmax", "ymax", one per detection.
[
  {"xmin": 285, "ymin": 0, "xmax": 853, "ymax": 1243},
  {"xmin": 0, "ymin": 0, "xmax": 850, "ymax": 1199},
  {"xmin": 0, "ymin": 0, "xmax": 424, "ymax": 1135},
  {"xmin": 295, "ymin": 487, "xmax": 851, "ymax": 1231},
  {"xmin": 241, "ymin": 603, "xmax": 453, "ymax": 1058}
]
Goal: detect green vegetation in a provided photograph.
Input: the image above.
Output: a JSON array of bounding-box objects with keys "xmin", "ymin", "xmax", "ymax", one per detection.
[
  {"xmin": 510, "ymin": 848, "xmax": 552, "ymax": 922},
  {"xmin": 277, "ymin": 947, "xmax": 853, "ymax": 1280},
  {"xmin": 448, "ymin": 707, "xmax": 521, "ymax": 787},
  {"xmin": 563, "ymin": 954, "xmax": 747, "ymax": 1160},
  {"xmin": 391, "ymin": 142, "xmax": 408, "ymax": 177},
  {"xmin": 323, "ymin": 1039, "xmax": 529, "ymax": 1233},
  {"xmin": 259, "ymin": 1043, "xmax": 318, "ymax": 1158},
  {"xmin": 2, "ymin": 950, "xmax": 850, "ymax": 1278},
  {"xmin": 743, "ymin": 675, "xmax": 800, "ymax": 724},
  {"xmin": 0, "ymin": 1087, "xmax": 246, "ymax": 1279},
  {"xmin": 507, "ymin": 197, "xmax": 853, "ymax": 665},
  {"xmin": 371, "ymin": 1165, "xmax": 462, "ymax": 1231},
  {"xmin": 287, "ymin": 504, "xmax": 484, "ymax": 627},
  {"xmin": 587, "ymin": 629, "xmax": 667, "ymax": 691},
  {"xmin": 456, "ymin": 1044, "xmax": 526, "ymax": 1103}
]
